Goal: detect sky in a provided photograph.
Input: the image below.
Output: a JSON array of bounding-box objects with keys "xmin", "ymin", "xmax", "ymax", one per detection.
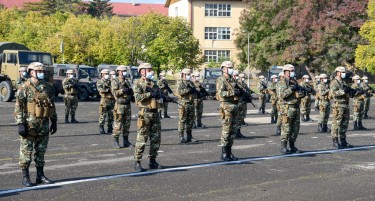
[{"xmin": 110, "ymin": 0, "xmax": 165, "ymax": 4}]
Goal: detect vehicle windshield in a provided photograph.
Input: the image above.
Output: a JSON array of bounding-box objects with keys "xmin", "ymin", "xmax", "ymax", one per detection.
[
  {"xmin": 78, "ymin": 68, "xmax": 99, "ymax": 79},
  {"xmin": 18, "ymin": 52, "xmax": 53, "ymax": 65},
  {"xmin": 131, "ymin": 69, "xmax": 141, "ymax": 79},
  {"xmin": 205, "ymin": 70, "xmax": 222, "ymax": 79}
]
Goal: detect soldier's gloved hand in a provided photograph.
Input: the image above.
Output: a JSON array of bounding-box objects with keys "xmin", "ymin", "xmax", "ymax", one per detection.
[
  {"xmin": 18, "ymin": 124, "xmax": 28, "ymax": 137},
  {"xmin": 263, "ymin": 85, "xmax": 267, "ymax": 90},
  {"xmin": 50, "ymin": 120, "xmax": 57, "ymax": 135},
  {"xmin": 122, "ymin": 88, "xmax": 129, "ymax": 94}
]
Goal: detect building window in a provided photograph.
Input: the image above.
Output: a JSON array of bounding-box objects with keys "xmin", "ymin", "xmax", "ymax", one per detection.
[
  {"xmin": 204, "ymin": 50, "xmax": 231, "ymax": 62},
  {"xmin": 205, "ymin": 27, "xmax": 231, "ymax": 40},
  {"xmin": 205, "ymin": 4, "xmax": 231, "ymax": 17}
]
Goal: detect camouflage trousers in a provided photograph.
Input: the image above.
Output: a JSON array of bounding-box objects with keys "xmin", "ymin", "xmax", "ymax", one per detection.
[
  {"xmin": 19, "ymin": 119, "xmax": 50, "ymax": 169},
  {"xmin": 270, "ymin": 99, "xmax": 278, "ymax": 118},
  {"xmin": 238, "ymin": 101, "xmax": 247, "ymax": 125},
  {"xmin": 158, "ymin": 101, "xmax": 169, "ymax": 115},
  {"xmin": 178, "ymin": 102, "xmax": 194, "ymax": 135},
  {"xmin": 258, "ymin": 94, "xmax": 266, "ymax": 109},
  {"xmin": 300, "ymin": 95, "xmax": 311, "ymax": 116},
  {"xmin": 63, "ymin": 95, "xmax": 78, "ymax": 117},
  {"xmin": 276, "ymin": 103, "xmax": 283, "ymax": 127},
  {"xmin": 98, "ymin": 98, "xmax": 114, "ymax": 126},
  {"xmin": 134, "ymin": 110, "xmax": 161, "ymax": 161},
  {"xmin": 113, "ymin": 103, "xmax": 131, "ymax": 138},
  {"xmin": 194, "ymin": 99, "xmax": 203, "ymax": 124},
  {"xmin": 314, "ymin": 97, "xmax": 320, "ymax": 110},
  {"xmin": 331, "ymin": 103, "xmax": 349, "ymax": 139},
  {"xmin": 352, "ymin": 99, "xmax": 364, "ymax": 122},
  {"xmin": 319, "ymin": 100, "xmax": 330, "ymax": 125},
  {"xmin": 280, "ymin": 104, "xmax": 300, "ymax": 142},
  {"xmin": 364, "ymin": 97, "xmax": 370, "ymax": 114},
  {"xmin": 219, "ymin": 102, "xmax": 238, "ymax": 147}
]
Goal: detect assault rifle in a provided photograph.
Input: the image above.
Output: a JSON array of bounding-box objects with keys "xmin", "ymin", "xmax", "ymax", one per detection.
[{"xmin": 235, "ymin": 83, "xmax": 256, "ymax": 107}]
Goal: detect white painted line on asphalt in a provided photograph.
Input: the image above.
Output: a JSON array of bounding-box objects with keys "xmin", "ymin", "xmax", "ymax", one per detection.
[
  {"xmin": 311, "ymin": 137, "xmax": 318, "ymax": 139},
  {"xmin": 0, "ymin": 145, "xmax": 374, "ymax": 196}
]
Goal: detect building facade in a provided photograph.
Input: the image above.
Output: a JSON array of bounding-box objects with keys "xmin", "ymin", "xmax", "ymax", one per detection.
[{"xmin": 165, "ymin": 0, "xmax": 248, "ymax": 66}]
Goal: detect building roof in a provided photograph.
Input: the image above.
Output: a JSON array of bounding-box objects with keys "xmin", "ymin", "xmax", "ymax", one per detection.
[{"xmin": 0, "ymin": 0, "xmax": 168, "ymax": 16}]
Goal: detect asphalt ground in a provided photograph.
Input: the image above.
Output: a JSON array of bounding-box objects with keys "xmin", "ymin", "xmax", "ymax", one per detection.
[{"xmin": 0, "ymin": 96, "xmax": 374, "ymax": 201}]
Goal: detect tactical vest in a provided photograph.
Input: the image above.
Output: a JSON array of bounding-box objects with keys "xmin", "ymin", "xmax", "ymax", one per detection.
[
  {"xmin": 135, "ymin": 80, "xmax": 158, "ymax": 109},
  {"xmin": 25, "ymin": 80, "xmax": 55, "ymax": 118},
  {"xmin": 178, "ymin": 80, "xmax": 194, "ymax": 101},
  {"xmin": 64, "ymin": 78, "xmax": 78, "ymax": 95}
]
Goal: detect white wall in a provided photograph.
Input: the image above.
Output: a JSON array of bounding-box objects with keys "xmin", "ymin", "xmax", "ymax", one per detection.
[{"xmin": 168, "ymin": 0, "xmax": 189, "ymax": 19}]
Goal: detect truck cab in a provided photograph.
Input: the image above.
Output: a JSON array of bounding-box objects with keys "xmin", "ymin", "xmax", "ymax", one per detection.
[{"xmin": 202, "ymin": 68, "xmax": 222, "ymax": 99}]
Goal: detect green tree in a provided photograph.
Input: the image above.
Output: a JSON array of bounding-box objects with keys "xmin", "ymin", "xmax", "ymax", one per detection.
[{"xmin": 86, "ymin": 0, "xmax": 113, "ymax": 19}]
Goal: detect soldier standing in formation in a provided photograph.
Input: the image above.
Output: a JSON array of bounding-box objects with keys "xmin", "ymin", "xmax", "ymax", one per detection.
[
  {"xmin": 15, "ymin": 62, "xmax": 57, "ymax": 187},
  {"xmin": 157, "ymin": 72, "xmax": 171, "ymax": 118},
  {"xmin": 268, "ymin": 75, "xmax": 278, "ymax": 124},
  {"xmin": 314, "ymin": 75, "xmax": 320, "ymax": 111},
  {"xmin": 316, "ymin": 74, "xmax": 331, "ymax": 133},
  {"xmin": 62, "ymin": 69, "xmax": 79, "ymax": 124},
  {"xmin": 216, "ymin": 61, "xmax": 239, "ymax": 161},
  {"xmin": 16, "ymin": 67, "xmax": 28, "ymax": 89},
  {"xmin": 97, "ymin": 69, "xmax": 115, "ymax": 134},
  {"xmin": 233, "ymin": 71, "xmax": 247, "ymax": 138},
  {"xmin": 275, "ymin": 72, "xmax": 284, "ymax": 136},
  {"xmin": 300, "ymin": 75, "xmax": 314, "ymax": 121},
  {"xmin": 330, "ymin": 66, "xmax": 353, "ymax": 149},
  {"xmin": 192, "ymin": 72, "xmax": 207, "ymax": 128},
  {"xmin": 277, "ymin": 64, "xmax": 303, "ymax": 154},
  {"xmin": 133, "ymin": 63, "xmax": 162, "ymax": 172},
  {"xmin": 111, "ymin": 66, "xmax": 134, "ymax": 148},
  {"xmin": 351, "ymin": 75, "xmax": 367, "ymax": 130},
  {"xmin": 257, "ymin": 75, "xmax": 267, "ymax": 114},
  {"xmin": 177, "ymin": 69, "xmax": 198, "ymax": 143},
  {"xmin": 361, "ymin": 76, "xmax": 374, "ymax": 119},
  {"xmin": 238, "ymin": 73, "xmax": 250, "ymax": 127}
]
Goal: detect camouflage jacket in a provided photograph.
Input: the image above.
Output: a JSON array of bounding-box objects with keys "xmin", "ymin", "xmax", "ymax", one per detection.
[
  {"xmin": 361, "ymin": 82, "xmax": 375, "ymax": 94},
  {"xmin": 300, "ymin": 81, "xmax": 314, "ymax": 96},
  {"xmin": 267, "ymin": 82, "xmax": 278, "ymax": 100},
  {"xmin": 14, "ymin": 79, "xmax": 57, "ymax": 125},
  {"xmin": 16, "ymin": 77, "xmax": 27, "ymax": 89},
  {"xmin": 177, "ymin": 79, "xmax": 196, "ymax": 102},
  {"xmin": 313, "ymin": 80, "xmax": 320, "ymax": 90},
  {"xmin": 97, "ymin": 78, "xmax": 114, "ymax": 99},
  {"xmin": 330, "ymin": 77, "xmax": 349, "ymax": 104},
  {"xmin": 157, "ymin": 79, "xmax": 171, "ymax": 95},
  {"xmin": 111, "ymin": 77, "xmax": 133, "ymax": 103},
  {"xmin": 351, "ymin": 83, "xmax": 365, "ymax": 101},
  {"xmin": 62, "ymin": 78, "xmax": 80, "ymax": 96},
  {"xmin": 216, "ymin": 76, "xmax": 237, "ymax": 103},
  {"xmin": 257, "ymin": 80, "xmax": 268, "ymax": 94},
  {"xmin": 317, "ymin": 82, "xmax": 330, "ymax": 101},
  {"xmin": 277, "ymin": 77, "xmax": 301, "ymax": 105},
  {"xmin": 133, "ymin": 78, "xmax": 161, "ymax": 107}
]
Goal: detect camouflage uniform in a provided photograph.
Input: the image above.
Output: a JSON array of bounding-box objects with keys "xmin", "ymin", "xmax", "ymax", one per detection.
[
  {"xmin": 16, "ymin": 77, "xmax": 27, "ymax": 89},
  {"xmin": 268, "ymin": 81, "xmax": 278, "ymax": 123},
  {"xmin": 361, "ymin": 78, "xmax": 374, "ymax": 119},
  {"xmin": 177, "ymin": 73, "xmax": 197, "ymax": 143},
  {"xmin": 316, "ymin": 79, "xmax": 331, "ymax": 132},
  {"xmin": 193, "ymin": 79, "xmax": 205, "ymax": 128},
  {"xmin": 97, "ymin": 77, "xmax": 115, "ymax": 133},
  {"xmin": 157, "ymin": 77, "xmax": 171, "ymax": 118},
  {"xmin": 111, "ymin": 75, "xmax": 133, "ymax": 148},
  {"xmin": 238, "ymin": 79, "xmax": 250, "ymax": 125},
  {"xmin": 257, "ymin": 77, "xmax": 267, "ymax": 114},
  {"xmin": 62, "ymin": 77, "xmax": 79, "ymax": 122},
  {"xmin": 351, "ymin": 77, "xmax": 366, "ymax": 130},
  {"xmin": 300, "ymin": 79, "xmax": 314, "ymax": 121},
  {"xmin": 313, "ymin": 78, "xmax": 320, "ymax": 111}
]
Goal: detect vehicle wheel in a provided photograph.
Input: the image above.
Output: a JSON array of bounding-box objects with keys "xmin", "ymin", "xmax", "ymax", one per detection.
[
  {"xmin": 78, "ymin": 87, "xmax": 89, "ymax": 101},
  {"xmin": 0, "ymin": 81, "xmax": 15, "ymax": 102}
]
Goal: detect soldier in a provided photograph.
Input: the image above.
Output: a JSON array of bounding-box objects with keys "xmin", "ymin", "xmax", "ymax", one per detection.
[
  {"xmin": 177, "ymin": 68, "xmax": 198, "ymax": 143},
  {"xmin": 62, "ymin": 70, "xmax": 79, "ymax": 124},
  {"xmin": 111, "ymin": 65, "xmax": 134, "ymax": 148},
  {"xmin": 352, "ymin": 75, "xmax": 367, "ymax": 130},
  {"xmin": 157, "ymin": 72, "xmax": 172, "ymax": 118},
  {"xmin": 216, "ymin": 61, "xmax": 239, "ymax": 161},
  {"xmin": 314, "ymin": 75, "xmax": 320, "ymax": 111},
  {"xmin": 300, "ymin": 75, "xmax": 314, "ymax": 121},
  {"xmin": 257, "ymin": 75, "xmax": 267, "ymax": 114},
  {"xmin": 234, "ymin": 71, "xmax": 248, "ymax": 138},
  {"xmin": 275, "ymin": 72, "xmax": 284, "ymax": 136},
  {"xmin": 192, "ymin": 72, "xmax": 207, "ymax": 128},
  {"xmin": 330, "ymin": 66, "xmax": 353, "ymax": 148},
  {"xmin": 110, "ymin": 70, "xmax": 117, "ymax": 80},
  {"xmin": 133, "ymin": 63, "xmax": 162, "ymax": 172},
  {"xmin": 361, "ymin": 76, "xmax": 374, "ymax": 119},
  {"xmin": 16, "ymin": 67, "xmax": 28, "ymax": 89},
  {"xmin": 268, "ymin": 75, "xmax": 278, "ymax": 124},
  {"xmin": 316, "ymin": 74, "xmax": 331, "ymax": 133},
  {"xmin": 277, "ymin": 64, "xmax": 304, "ymax": 154},
  {"xmin": 238, "ymin": 73, "xmax": 251, "ymax": 126},
  {"xmin": 15, "ymin": 62, "xmax": 57, "ymax": 187},
  {"xmin": 97, "ymin": 69, "xmax": 115, "ymax": 134}
]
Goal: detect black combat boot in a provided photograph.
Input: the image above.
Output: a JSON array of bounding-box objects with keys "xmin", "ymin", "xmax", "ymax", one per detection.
[
  {"xmin": 36, "ymin": 166, "xmax": 53, "ymax": 184},
  {"xmin": 340, "ymin": 138, "xmax": 353, "ymax": 148},
  {"xmin": 22, "ymin": 168, "xmax": 34, "ymax": 187},
  {"xmin": 122, "ymin": 136, "xmax": 134, "ymax": 148},
  {"xmin": 221, "ymin": 147, "xmax": 232, "ymax": 161},
  {"xmin": 235, "ymin": 128, "xmax": 246, "ymax": 138},
  {"xmin": 306, "ymin": 114, "xmax": 311, "ymax": 121},
  {"xmin": 134, "ymin": 161, "xmax": 145, "ymax": 172},
  {"xmin": 262, "ymin": 107, "xmax": 265, "ymax": 114},
  {"xmin": 332, "ymin": 138, "xmax": 343, "ymax": 149},
  {"xmin": 113, "ymin": 137, "xmax": 120, "ymax": 148},
  {"xmin": 363, "ymin": 112, "xmax": 369, "ymax": 119},
  {"xmin": 227, "ymin": 146, "xmax": 238, "ymax": 161},
  {"xmin": 318, "ymin": 123, "xmax": 323, "ymax": 133},
  {"xmin": 107, "ymin": 125, "xmax": 113, "ymax": 134},
  {"xmin": 289, "ymin": 141, "xmax": 301, "ymax": 154},
  {"xmin": 71, "ymin": 115, "xmax": 79, "ymax": 123},
  {"xmin": 65, "ymin": 115, "xmax": 69, "ymax": 124},
  {"xmin": 149, "ymin": 159, "xmax": 162, "ymax": 169},
  {"xmin": 197, "ymin": 121, "xmax": 203, "ymax": 128},
  {"xmin": 353, "ymin": 120, "xmax": 359, "ymax": 130},
  {"xmin": 99, "ymin": 125, "xmax": 106, "ymax": 134},
  {"xmin": 275, "ymin": 126, "xmax": 281, "ymax": 136},
  {"xmin": 323, "ymin": 124, "xmax": 331, "ymax": 132},
  {"xmin": 186, "ymin": 131, "xmax": 198, "ymax": 142},
  {"xmin": 280, "ymin": 141, "xmax": 290, "ymax": 154},
  {"xmin": 358, "ymin": 120, "xmax": 367, "ymax": 130},
  {"xmin": 164, "ymin": 114, "xmax": 170, "ymax": 118}
]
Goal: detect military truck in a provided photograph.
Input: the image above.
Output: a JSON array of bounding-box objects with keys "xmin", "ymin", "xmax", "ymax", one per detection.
[
  {"xmin": 0, "ymin": 42, "xmax": 54, "ymax": 102},
  {"xmin": 53, "ymin": 64, "xmax": 99, "ymax": 101},
  {"xmin": 202, "ymin": 68, "xmax": 222, "ymax": 99}
]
